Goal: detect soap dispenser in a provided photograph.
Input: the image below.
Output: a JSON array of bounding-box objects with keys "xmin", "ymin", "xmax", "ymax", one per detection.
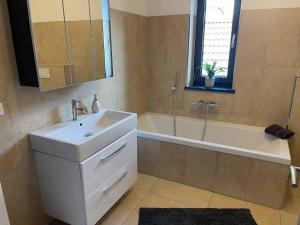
[{"xmin": 91, "ymin": 94, "xmax": 101, "ymax": 113}]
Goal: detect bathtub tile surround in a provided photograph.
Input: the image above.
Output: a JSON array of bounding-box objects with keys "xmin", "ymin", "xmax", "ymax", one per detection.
[
  {"xmin": 246, "ymin": 160, "xmax": 289, "ymax": 208},
  {"xmin": 214, "ymin": 153, "xmax": 253, "ymax": 200},
  {"xmin": 138, "ymin": 137, "xmax": 289, "ymax": 209},
  {"xmin": 145, "ymin": 7, "xmax": 300, "ymax": 167},
  {"xmin": 137, "ymin": 112, "xmax": 290, "ymax": 210},
  {"xmin": 146, "ymin": 8, "xmax": 300, "ymax": 128}
]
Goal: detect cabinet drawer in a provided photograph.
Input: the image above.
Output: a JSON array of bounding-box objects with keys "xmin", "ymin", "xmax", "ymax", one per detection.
[
  {"xmin": 85, "ymin": 158, "xmax": 137, "ymax": 225},
  {"xmin": 81, "ymin": 130, "xmax": 137, "ymax": 197}
]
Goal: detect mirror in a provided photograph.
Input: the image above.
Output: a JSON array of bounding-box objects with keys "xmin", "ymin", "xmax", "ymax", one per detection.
[{"xmin": 28, "ymin": 0, "xmax": 112, "ymax": 91}]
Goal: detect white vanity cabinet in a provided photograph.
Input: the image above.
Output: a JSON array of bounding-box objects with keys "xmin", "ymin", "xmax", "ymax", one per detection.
[{"xmin": 34, "ymin": 130, "xmax": 137, "ymax": 225}]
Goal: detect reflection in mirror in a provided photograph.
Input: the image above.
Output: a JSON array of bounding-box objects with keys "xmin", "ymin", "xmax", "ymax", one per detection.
[
  {"xmin": 29, "ymin": 0, "xmax": 71, "ymax": 91},
  {"xmin": 102, "ymin": 0, "xmax": 113, "ymax": 78},
  {"xmin": 63, "ymin": 0, "xmax": 94, "ymax": 85},
  {"xmin": 90, "ymin": 0, "xmax": 106, "ymax": 79},
  {"xmin": 27, "ymin": 0, "xmax": 112, "ymax": 91}
]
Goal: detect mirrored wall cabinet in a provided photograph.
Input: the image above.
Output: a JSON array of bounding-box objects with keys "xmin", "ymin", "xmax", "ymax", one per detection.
[{"xmin": 7, "ymin": 0, "xmax": 113, "ymax": 92}]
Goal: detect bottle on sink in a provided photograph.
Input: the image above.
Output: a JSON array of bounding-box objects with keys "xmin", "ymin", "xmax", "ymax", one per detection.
[{"xmin": 91, "ymin": 94, "xmax": 101, "ymax": 113}]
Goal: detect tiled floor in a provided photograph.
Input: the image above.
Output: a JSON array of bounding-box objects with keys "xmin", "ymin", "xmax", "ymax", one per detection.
[{"xmin": 51, "ymin": 173, "xmax": 300, "ymax": 225}]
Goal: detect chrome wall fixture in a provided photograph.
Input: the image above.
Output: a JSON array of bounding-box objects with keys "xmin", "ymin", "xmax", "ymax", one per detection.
[{"xmin": 289, "ymin": 76, "xmax": 300, "ymax": 188}]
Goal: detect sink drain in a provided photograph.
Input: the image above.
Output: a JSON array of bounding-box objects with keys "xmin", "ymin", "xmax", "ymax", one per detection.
[{"xmin": 84, "ymin": 132, "xmax": 93, "ymax": 138}]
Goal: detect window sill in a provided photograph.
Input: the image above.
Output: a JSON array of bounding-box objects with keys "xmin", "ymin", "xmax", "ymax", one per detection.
[{"xmin": 185, "ymin": 85, "xmax": 235, "ymax": 94}]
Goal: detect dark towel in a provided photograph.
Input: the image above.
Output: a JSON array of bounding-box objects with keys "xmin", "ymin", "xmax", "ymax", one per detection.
[
  {"xmin": 265, "ymin": 124, "xmax": 295, "ymax": 139},
  {"xmin": 139, "ymin": 208, "xmax": 258, "ymax": 225}
]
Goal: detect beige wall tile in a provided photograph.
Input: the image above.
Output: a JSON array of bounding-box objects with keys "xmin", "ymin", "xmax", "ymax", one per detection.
[
  {"xmin": 1, "ymin": 170, "xmax": 32, "ymax": 225},
  {"xmin": 0, "ymin": 146, "xmax": 20, "ymax": 181},
  {"xmin": 160, "ymin": 142, "xmax": 186, "ymax": 183},
  {"xmin": 214, "ymin": 153, "xmax": 254, "ymax": 200},
  {"xmin": 246, "ymin": 160, "xmax": 289, "ymax": 209},
  {"xmin": 184, "ymin": 146, "xmax": 217, "ymax": 190},
  {"xmin": 231, "ymin": 67, "xmax": 263, "ymax": 120},
  {"xmin": 256, "ymin": 68, "xmax": 295, "ymax": 127},
  {"xmin": 146, "ymin": 16, "xmax": 166, "ymax": 66},
  {"xmin": 164, "ymin": 15, "xmax": 189, "ymax": 66},
  {"xmin": 137, "ymin": 138, "xmax": 162, "ymax": 177}
]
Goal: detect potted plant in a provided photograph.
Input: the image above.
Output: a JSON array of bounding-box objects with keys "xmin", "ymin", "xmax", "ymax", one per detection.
[{"xmin": 202, "ymin": 61, "xmax": 226, "ymax": 88}]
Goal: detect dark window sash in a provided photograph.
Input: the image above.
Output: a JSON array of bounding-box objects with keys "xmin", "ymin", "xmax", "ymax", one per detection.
[{"xmin": 193, "ymin": 0, "xmax": 241, "ymax": 89}]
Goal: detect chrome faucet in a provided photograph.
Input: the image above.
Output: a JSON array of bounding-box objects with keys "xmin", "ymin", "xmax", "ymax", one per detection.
[
  {"xmin": 192, "ymin": 100, "xmax": 219, "ymax": 109},
  {"xmin": 72, "ymin": 99, "xmax": 88, "ymax": 121},
  {"xmin": 192, "ymin": 100, "xmax": 220, "ymax": 141}
]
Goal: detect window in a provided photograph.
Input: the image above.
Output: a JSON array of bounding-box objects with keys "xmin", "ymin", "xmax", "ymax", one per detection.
[{"xmin": 190, "ymin": 0, "xmax": 241, "ymax": 91}]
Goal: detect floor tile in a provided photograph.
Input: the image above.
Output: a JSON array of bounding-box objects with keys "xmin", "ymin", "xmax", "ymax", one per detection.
[
  {"xmin": 151, "ymin": 179, "xmax": 213, "ymax": 208},
  {"xmin": 123, "ymin": 211, "xmax": 139, "ymax": 225},
  {"xmin": 132, "ymin": 173, "xmax": 159, "ymax": 192},
  {"xmin": 96, "ymin": 206, "xmax": 131, "ymax": 225},
  {"xmin": 48, "ymin": 174, "xmax": 297, "ymax": 225},
  {"xmin": 135, "ymin": 192, "xmax": 174, "ymax": 211},
  {"xmin": 119, "ymin": 187, "xmax": 148, "ymax": 210},
  {"xmin": 208, "ymin": 193, "xmax": 280, "ymax": 225},
  {"xmin": 170, "ymin": 200, "xmax": 199, "ymax": 208},
  {"xmin": 280, "ymin": 211, "xmax": 299, "ymax": 225}
]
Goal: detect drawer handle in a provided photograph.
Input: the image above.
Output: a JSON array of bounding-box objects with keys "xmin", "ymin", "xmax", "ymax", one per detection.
[
  {"xmin": 100, "ymin": 143, "xmax": 127, "ymax": 163},
  {"xmin": 103, "ymin": 170, "xmax": 128, "ymax": 194}
]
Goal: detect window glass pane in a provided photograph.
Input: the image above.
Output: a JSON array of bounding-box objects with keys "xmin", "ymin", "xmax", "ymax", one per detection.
[{"xmin": 201, "ymin": 0, "xmax": 235, "ymax": 77}]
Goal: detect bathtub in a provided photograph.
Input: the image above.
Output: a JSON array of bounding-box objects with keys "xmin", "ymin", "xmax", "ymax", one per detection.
[
  {"xmin": 138, "ymin": 112, "xmax": 291, "ymax": 165},
  {"xmin": 137, "ymin": 112, "xmax": 291, "ymax": 209}
]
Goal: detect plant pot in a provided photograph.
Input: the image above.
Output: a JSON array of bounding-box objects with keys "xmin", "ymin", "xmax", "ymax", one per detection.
[{"xmin": 205, "ymin": 77, "xmax": 215, "ymax": 88}]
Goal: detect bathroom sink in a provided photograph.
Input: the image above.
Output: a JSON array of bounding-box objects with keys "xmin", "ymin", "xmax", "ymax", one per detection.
[{"xmin": 30, "ymin": 109, "xmax": 137, "ymax": 161}]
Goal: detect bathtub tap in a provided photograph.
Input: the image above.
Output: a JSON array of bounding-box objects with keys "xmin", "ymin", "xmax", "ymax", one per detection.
[
  {"xmin": 192, "ymin": 100, "xmax": 219, "ymax": 109},
  {"xmin": 192, "ymin": 101, "xmax": 219, "ymax": 141},
  {"xmin": 290, "ymin": 165, "xmax": 300, "ymax": 188}
]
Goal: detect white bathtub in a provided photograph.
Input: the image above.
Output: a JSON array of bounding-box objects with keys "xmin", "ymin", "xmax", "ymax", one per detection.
[{"xmin": 138, "ymin": 112, "xmax": 291, "ymax": 165}]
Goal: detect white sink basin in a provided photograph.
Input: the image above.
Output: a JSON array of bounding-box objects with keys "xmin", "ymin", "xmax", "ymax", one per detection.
[{"xmin": 30, "ymin": 109, "xmax": 137, "ymax": 161}]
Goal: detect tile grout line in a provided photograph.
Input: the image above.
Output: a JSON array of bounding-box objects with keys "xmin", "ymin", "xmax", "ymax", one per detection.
[
  {"xmin": 121, "ymin": 208, "xmax": 134, "ymax": 225},
  {"xmin": 207, "ymin": 192, "xmax": 215, "ymax": 208},
  {"xmin": 132, "ymin": 177, "xmax": 161, "ymax": 212}
]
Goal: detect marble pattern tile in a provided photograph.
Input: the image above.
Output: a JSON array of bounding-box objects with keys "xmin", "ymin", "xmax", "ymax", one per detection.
[
  {"xmin": 138, "ymin": 138, "xmax": 289, "ymax": 209},
  {"xmin": 214, "ymin": 153, "xmax": 254, "ymax": 200},
  {"xmin": 184, "ymin": 146, "xmax": 217, "ymax": 191},
  {"xmin": 1, "ymin": 3, "xmax": 300, "ymax": 224},
  {"xmin": 150, "ymin": 179, "xmax": 212, "ymax": 208},
  {"xmin": 137, "ymin": 138, "xmax": 162, "ymax": 177},
  {"xmin": 50, "ymin": 173, "xmax": 300, "ymax": 225},
  {"xmin": 246, "ymin": 160, "xmax": 289, "ymax": 209}
]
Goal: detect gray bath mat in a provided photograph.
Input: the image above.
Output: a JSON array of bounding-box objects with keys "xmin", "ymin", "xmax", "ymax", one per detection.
[{"xmin": 139, "ymin": 208, "xmax": 258, "ymax": 225}]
